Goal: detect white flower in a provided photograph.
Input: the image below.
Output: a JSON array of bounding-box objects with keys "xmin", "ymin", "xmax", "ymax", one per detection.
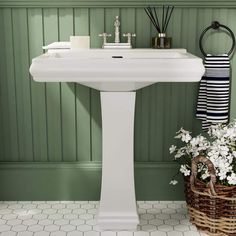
[
  {"xmin": 202, "ymin": 170, "xmax": 210, "ymax": 180},
  {"xmin": 169, "ymin": 145, "xmax": 176, "ymax": 154},
  {"xmin": 180, "ymin": 165, "xmax": 191, "ymax": 176},
  {"xmin": 175, "ymin": 128, "xmax": 192, "ymax": 143},
  {"xmin": 169, "ymin": 180, "xmax": 178, "ymax": 185},
  {"xmin": 227, "ymin": 173, "xmax": 236, "ymax": 185}
]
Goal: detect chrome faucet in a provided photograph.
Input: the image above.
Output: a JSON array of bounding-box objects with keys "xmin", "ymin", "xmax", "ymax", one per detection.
[
  {"xmin": 99, "ymin": 16, "xmax": 136, "ymax": 49},
  {"xmin": 114, "ymin": 16, "xmax": 120, "ymax": 43}
]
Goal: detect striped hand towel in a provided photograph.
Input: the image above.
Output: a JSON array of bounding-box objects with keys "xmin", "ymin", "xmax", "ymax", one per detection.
[{"xmin": 196, "ymin": 54, "xmax": 230, "ymax": 131}]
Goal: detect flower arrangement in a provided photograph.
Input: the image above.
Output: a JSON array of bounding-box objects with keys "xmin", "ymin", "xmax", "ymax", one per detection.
[{"xmin": 169, "ymin": 120, "xmax": 236, "ymax": 186}]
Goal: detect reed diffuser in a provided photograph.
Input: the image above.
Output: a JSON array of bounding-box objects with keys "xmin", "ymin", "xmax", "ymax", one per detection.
[{"xmin": 144, "ymin": 5, "xmax": 174, "ymax": 49}]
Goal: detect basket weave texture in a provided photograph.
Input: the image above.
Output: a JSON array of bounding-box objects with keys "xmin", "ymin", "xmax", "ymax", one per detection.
[{"xmin": 184, "ymin": 155, "xmax": 236, "ymax": 236}]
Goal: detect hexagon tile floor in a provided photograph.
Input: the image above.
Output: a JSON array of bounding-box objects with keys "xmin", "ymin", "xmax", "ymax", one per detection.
[{"xmin": 0, "ymin": 201, "xmax": 209, "ymax": 236}]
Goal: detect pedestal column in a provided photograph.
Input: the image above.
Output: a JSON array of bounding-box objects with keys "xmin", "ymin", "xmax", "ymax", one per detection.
[{"xmin": 98, "ymin": 92, "xmax": 139, "ymax": 230}]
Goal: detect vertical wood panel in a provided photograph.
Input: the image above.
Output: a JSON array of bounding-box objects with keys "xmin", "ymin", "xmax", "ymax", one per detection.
[
  {"xmin": 43, "ymin": 8, "xmax": 62, "ymax": 162},
  {"xmin": 74, "ymin": 8, "xmax": 91, "ymax": 162},
  {"xmin": 28, "ymin": 8, "xmax": 48, "ymax": 161},
  {"xmin": 0, "ymin": 8, "xmax": 9, "ymax": 161},
  {"xmin": 2, "ymin": 9, "xmax": 19, "ymax": 161},
  {"xmin": 0, "ymin": 6, "xmax": 235, "ymax": 164},
  {"xmin": 12, "ymin": 8, "xmax": 34, "ymax": 161},
  {"xmin": 58, "ymin": 8, "xmax": 76, "ymax": 162},
  {"xmin": 89, "ymin": 8, "xmax": 104, "ymax": 161}
]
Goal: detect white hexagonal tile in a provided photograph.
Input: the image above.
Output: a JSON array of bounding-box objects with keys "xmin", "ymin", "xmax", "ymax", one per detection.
[
  {"xmin": 156, "ymin": 213, "xmax": 170, "ymax": 220},
  {"xmin": 0, "ymin": 209, "xmax": 12, "ymax": 215},
  {"xmin": 6, "ymin": 219, "xmax": 22, "ymax": 226},
  {"xmin": 146, "ymin": 208, "xmax": 161, "ymax": 214},
  {"xmin": 81, "ymin": 204, "xmax": 94, "ymax": 209},
  {"xmin": 0, "ymin": 203, "xmax": 9, "ymax": 209},
  {"xmin": 138, "ymin": 208, "xmax": 146, "ymax": 214},
  {"xmin": 162, "ymin": 208, "xmax": 176, "ymax": 214},
  {"xmin": 158, "ymin": 225, "xmax": 174, "ymax": 232},
  {"xmin": 58, "ymin": 208, "xmax": 71, "ymax": 214},
  {"xmin": 180, "ymin": 219, "xmax": 191, "ymax": 226},
  {"xmin": 135, "ymin": 232, "xmax": 150, "ymax": 236},
  {"xmin": 38, "ymin": 219, "xmax": 53, "ymax": 226},
  {"xmin": 48, "ymin": 214, "xmax": 63, "ymax": 220},
  {"xmin": 86, "ymin": 219, "xmax": 97, "ymax": 226},
  {"xmin": 70, "ymin": 219, "xmax": 85, "ymax": 226},
  {"xmin": 184, "ymin": 231, "xmax": 201, "ymax": 236},
  {"xmin": 0, "ymin": 231, "xmax": 16, "ymax": 236},
  {"xmin": 139, "ymin": 219, "xmax": 148, "ymax": 226},
  {"xmin": 189, "ymin": 225, "xmax": 198, "ymax": 231},
  {"xmin": 79, "ymin": 214, "xmax": 93, "ymax": 220},
  {"xmin": 141, "ymin": 224, "xmax": 157, "ymax": 231},
  {"xmin": 72, "ymin": 209, "xmax": 86, "ymax": 215},
  {"xmin": 66, "ymin": 203, "xmax": 81, "ymax": 209},
  {"xmin": 22, "ymin": 219, "xmax": 38, "ymax": 226},
  {"xmin": 17, "ymin": 231, "xmax": 34, "ymax": 236},
  {"xmin": 34, "ymin": 231, "xmax": 50, "ymax": 236},
  {"xmin": 32, "ymin": 214, "xmax": 48, "ymax": 220},
  {"xmin": 149, "ymin": 219, "xmax": 164, "ymax": 226},
  {"xmin": 11, "ymin": 225, "xmax": 27, "ymax": 232},
  {"xmin": 164, "ymin": 219, "xmax": 180, "ymax": 226},
  {"xmin": 174, "ymin": 225, "xmax": 190, "ymax": 232},
  {"xmin": 50, "ymin": 231, "xmax": 67, "ymax": 236},
  {"xmin": 0, "ymin": 225, "xmax": 12, "ymax": 232},
  {"xmin": 168, "ymin": 231, "xmax": 183, "ymax": 236},
  {"xmin": 0, "ymin": 219, "xmax": 7, "ymax": 225},
  {"xmin": 171, "ymin": 213, "xmax": 186, "ymax": 220},
  {"xmin": 60, "ymin": 225, "xmax": 76, "ymax": 232},
  {"xmin": 52, "ymin": 204, "xmax": 65, "ymax": 209},
  {"xmin": 27, "ymin": 209, "xmax": 42, "ymax": 215},
  {"xmin": 37, "ymin": 204, "xmax": 51, "ymax": 210},
  {"xmin": 117, "ymin": 231, "xmax": 133, "ymax": 236},
  {"xmin": 8, "ymin": 204, "xmax": 22, "ymax": 210},
  {"xmin": 67, "ymin": 231, "xmax": 83, "ymax": 236},
  {"xmin": 44, "ymin": 225, "xmax": 60, "ymax": 232},
  {"xmin": 2, "ymin": 214, "xmax": 16, "ymax": 220},
  {"xmin": 84, "ymin": 231, "xmax": 100, "ymax": 236},
  {"xmin": 150, "ymin": 232, "xmax": 167, "ymax": 236},
  {"xmin": 101, "ymin": 232, "xmax": 116, "ymax": 236},
  {"xmin": 28, "ymin": 225, "xmax": 44, "ymax": 232},
  {"xmin": 76, "ymin": 224, "xmax": 92, "ymax": 232},
  {"xmin": 22, "ymin": 204, "xmax": 37, "ymax": 209},
  {"xmin": 168, "ymin": 203, "xmax": 182, "ymax": 209},
  {"xmin": 54, "ymin": 219, "xmax": 69, "ymax": 226},
  {"xmin": 64, "ymin": 214, "xmax": 78, "ymax": 220},
  {"xmin": 87, "ymin": 208, "xmax": 97, "ymax": 215},
  {"xmin": 139, "ymin": 203, "xmax": 152, "ymax": 209},
  {"xmin": 18, "ymin": 214, "xmax": 33, "ymax": 220},
  {"xmin": 42, "ymin": 208, "xmax": 57, "ymax": 215},
  {"xmin": 140, "ymin": 213, "xmax": 154, "ymax": 220},
  {"xmin": 153, "ymin": 203, "xmax": 167, "ymax": 210}
]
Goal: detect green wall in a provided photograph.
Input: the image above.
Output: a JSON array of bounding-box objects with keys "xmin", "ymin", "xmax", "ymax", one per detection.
[{"xmin": 0, "ymin": 0, "xmax": 236, "ymax": 200}]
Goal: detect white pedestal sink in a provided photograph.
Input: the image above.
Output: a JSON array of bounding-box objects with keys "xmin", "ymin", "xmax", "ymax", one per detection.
[{"xmin": 30, "ymin": 48, "xmax": 205, "ymax": 230}]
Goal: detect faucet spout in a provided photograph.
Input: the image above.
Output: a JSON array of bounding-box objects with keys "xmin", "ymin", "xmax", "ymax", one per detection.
[{"xmin": 114, "ymin": 16, "xmax": 120, "ymax": 43}]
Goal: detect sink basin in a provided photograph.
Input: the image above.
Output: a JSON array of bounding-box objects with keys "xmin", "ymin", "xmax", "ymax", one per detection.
[
  {"xmin": 30, "ymin": 47, "xmax": 204, "ymax": 231},
  {"xmin": 30, "ymin": 48, "xmax": 204, "ymax": 92}
]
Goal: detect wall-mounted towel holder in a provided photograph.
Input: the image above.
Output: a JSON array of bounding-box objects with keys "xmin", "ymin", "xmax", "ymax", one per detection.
[{"xmin": 199, "ymin": 21, "xmax": 235, "ymax": 57}]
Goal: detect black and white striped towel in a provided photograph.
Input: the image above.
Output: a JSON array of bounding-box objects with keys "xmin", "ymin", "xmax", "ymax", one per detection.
[{"xmin": 196, "ymin": 54, "xmax": 230, "ymax": 131}]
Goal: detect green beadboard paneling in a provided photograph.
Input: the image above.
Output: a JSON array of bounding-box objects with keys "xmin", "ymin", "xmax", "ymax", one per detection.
[
  {"xmin": 1, "ymin": 0, "xmax": 236, "ymax": 8},
  {"xmin": 0, "ymin": 6, "xmax": 236, "ymax": 200},
  {"xmin": 0, "ymin": 162, "xmax": 183, "ymax": 200}
]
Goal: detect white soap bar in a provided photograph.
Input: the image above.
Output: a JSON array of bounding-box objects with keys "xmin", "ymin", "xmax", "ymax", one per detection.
[{"xmin": 70, "ymin": 36, "xmax": 90, "ymax": 49}]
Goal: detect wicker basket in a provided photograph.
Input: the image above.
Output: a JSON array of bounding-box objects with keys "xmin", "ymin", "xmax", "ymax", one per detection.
[{"xmin": 184, "ymin": 155, "xmax": 236, "ymax": 236}]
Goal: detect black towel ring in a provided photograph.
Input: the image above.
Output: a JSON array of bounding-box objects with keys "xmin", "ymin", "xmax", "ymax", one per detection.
[{"xmin": 199, "ymin": 21, "xmax": 235, "ymax": 57}]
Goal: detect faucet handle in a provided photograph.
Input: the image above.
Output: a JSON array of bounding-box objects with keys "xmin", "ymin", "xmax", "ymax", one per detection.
[
  {"xmin": 123, "ymin": 33, "xmax": 136, "ymax": 44},
  {"xmin": 99, "ymin": 33, "xmax": 112, "ymax": 44}
]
